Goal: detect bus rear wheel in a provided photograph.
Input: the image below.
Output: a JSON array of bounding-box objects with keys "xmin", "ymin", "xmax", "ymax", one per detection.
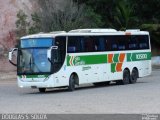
[
  {"xmin": 68, "ymin": 74, "xmax": 76, "ymax": 91},
  {"xmin": 39, "ymin": 88, "xmax": 46, "ymax": 93},
  {"xmin": 130, "ymin": 69, "xmax": 138, "ymax": 84}
]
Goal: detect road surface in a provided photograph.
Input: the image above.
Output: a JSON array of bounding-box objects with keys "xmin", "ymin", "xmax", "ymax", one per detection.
[{"xmin": 0, "ymin": 69, "xmax": 160, "ymax": 114}]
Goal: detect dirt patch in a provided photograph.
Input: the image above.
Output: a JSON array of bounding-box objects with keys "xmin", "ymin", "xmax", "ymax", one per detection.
[
  {"xmin": 0, "ymin": 72, "xmax": 16, "ymax": 81},
  {"xmin": 0, "ymin": 58, "xmax": 16, "ymax": 72},
  {"xmin": 0, "ymin": 58, "xmax": 16, "ymax": 81}
]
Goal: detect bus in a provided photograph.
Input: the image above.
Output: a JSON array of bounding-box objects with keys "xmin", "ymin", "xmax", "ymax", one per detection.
[{"xmin": 9, "ymin": 29, "xmax": 151, "ymax": 92}]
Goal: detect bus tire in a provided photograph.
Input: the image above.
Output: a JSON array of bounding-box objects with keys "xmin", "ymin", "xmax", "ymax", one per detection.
[
  {"xmin": 117, "ymin": 69, "xmax": 130, "ymax": 85},
  {"xmin": 130, "ymin": 68, "xmax": 138, "ymax": 84},
  {"xmin": 122, "ymin": 69, "xmax": 130, "ymax": 85},
  {"xmin": 39, "ymin": 88, "xmax": 46, "ymax": 93},
  {"xmin": 68, "ymin": 74, "xmax": 75, "ymax": 91}
]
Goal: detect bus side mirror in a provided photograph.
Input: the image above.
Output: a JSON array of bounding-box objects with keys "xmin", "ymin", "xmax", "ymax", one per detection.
[
  {"xmin": 47, "ymin": 46, "xmax": 58, "ymax": 64},
  {"xmin": 8, "ymin": 48, "xmax": 18, "ymax": 66}
]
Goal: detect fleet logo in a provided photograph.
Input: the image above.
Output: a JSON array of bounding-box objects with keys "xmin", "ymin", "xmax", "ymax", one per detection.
[
  {"xmin": 108, "ymin": 53, "xmax": 126, "ymax": 73},
  {"xmin": 74, "ymin": 56, "xmax": 85, "ymax": 66},
  {"xmin": 69, "ymin": 56, "xmax": 75, "ymax": 66},
  {"xmin": 69, "ymin": 56, "xmax": 85, "ymax": 66},
  {"xmin": 136, "ymin": 54, "xmax": 147, "ymax": 60}
]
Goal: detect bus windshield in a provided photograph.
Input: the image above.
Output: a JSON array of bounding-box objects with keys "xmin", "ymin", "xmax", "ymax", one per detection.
[{"xmin": 18, "ymin": 38, "xmax": 53, "ymax": 74}]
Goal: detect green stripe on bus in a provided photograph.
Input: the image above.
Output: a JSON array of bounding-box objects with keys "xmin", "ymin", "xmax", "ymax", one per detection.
[
  {"xmin": 127, "ymin": 53, "xmax": 132, "ymax": 61},
  {"xmin": 111, "ymin": 63, "xmax": 116, "ymax": 72},
  {"xmin": 67, "ymin": 52, "xmax": 151, "ymax": 66},
  {"xmin": 127, "ymin": 52, "xmax": 151, "ymax": 62},
  {"xmin": 67, "ymin": 54, "xmax": 107, "ymax": 66},
  {"xmin": 113, "ymin": 54, "xmax": 119, "ymax": 63}
]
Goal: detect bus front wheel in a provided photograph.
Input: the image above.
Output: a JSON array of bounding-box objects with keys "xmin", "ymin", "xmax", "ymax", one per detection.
[{"xmin": 68, "ymin": 74, "xmax": 75, "ymax": 91}]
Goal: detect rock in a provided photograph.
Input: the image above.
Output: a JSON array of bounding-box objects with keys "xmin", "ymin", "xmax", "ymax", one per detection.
[
  {"xmin": 0, "ymin": 44, "xmax": 5, "ymax": 56},
  {"xmin": 0, "ymin": 0, "xmax": 37, "ymax": 54}
]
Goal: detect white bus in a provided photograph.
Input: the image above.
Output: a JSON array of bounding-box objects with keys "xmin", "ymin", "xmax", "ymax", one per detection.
[{"xmin": 9, "ymin": 29, "xmax": 151, "ymax": 92}]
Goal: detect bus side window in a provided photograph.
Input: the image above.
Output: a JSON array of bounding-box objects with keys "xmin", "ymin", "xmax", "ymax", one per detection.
[
  {"xmin": 68, "ymin": 36, "xmax": 79, "ymax": 53},
  {"xmin": 68, "ymin": 36, "xmax": 85, "ymax": 53},
  {"xmin": 118, "ymin": 36, "xmax": 126, "ymax": 50},
  {"xmin": 105, "ymin": 37, "xmax": 112, "ymax": 51},
  {"xmin": 84, "ymin": 37, "xmax": 95, "ymax": 52},
  {"xmin": 111, "ymin": 36, "xmax": 118, "ymax": 51},
  {"xmin": 96, "ymin": 37, "xmax": 106, "ymax": 51},
  {"xmin": 139, "ymin": 35, "xmax": 149, "ymax": 49},
  {"xmin": 68, "ymin": 46, "xmax": 76, "ymax": 52},
  {"xmin": 129, "ymin": 36, "xmax": 138, "ymax": 50}
]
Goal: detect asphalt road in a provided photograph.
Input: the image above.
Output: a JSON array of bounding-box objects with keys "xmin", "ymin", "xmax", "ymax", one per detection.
[{"xmin": 0, "ymin": 69, "xmax": 160, "ymax": 114}]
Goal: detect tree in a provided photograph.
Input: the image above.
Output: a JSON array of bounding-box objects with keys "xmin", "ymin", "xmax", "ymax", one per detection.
[
  {"xmin": 16, "ymin": 0, "xmax": 104, "ymax": 35},
  {"xmin": 130, "ymin": 0, "xmax": 160, "ymax": 24},
  {"xmin": 75, "ymin": 0, "xmax": 117, "ymax": 28},
  {"xmin": 110, "ymin": 0, "xmax": 137, "ymax": 30},
  {"xmin": 28, "ymin": 13, "xmax": 42, "ymax": 34},
  {"xmin": 36, "ymin": 0, "xmax": 104, "ymax": 32},
  {"xmin": 15, "ymin": 10, "xmax": 29, "ymax": 38}
]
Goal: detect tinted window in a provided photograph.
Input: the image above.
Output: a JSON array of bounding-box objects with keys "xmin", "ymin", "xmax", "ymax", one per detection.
[
  {"xmin": 67, "ymin": 35, "xmax": 150, "ymax": 53},
  {"xmin": 95, "ymin": 37, "xmax": 106, "ymax": 51},
  {"xmin": 53, "ymin": 36, "xmax": 66, "ymax": 73},
  {"xmin": 21, "ymin": 38, "xmax": 53, "ymax": 48},
  {"xmin": 68, "ymin": 36, "xmax": 107, "ymax": 53},
  {"xmin": 106, "ymin": 35, "xmax": 149, "ymax": 51},
  {"xmin": 129, "ymin": 36, "xmax": 139, "ymax": 50},
  {"xmin": 117, "ymin": 36, "xmax": 126, "ymax": 50},
  {"xmin": 68, "ymin": 36, "xmax": 83, "ymax": 53},
  {"xmin": 105, "ymin": 36, "xmax": 127, "ymax": 51},
  {"xmin": 84, "ymin": 36, "xmax": 95, "ymax": 52},
  {"xmin": 138, "ymin": 35, "xmax": 149, "ymax": 49}
]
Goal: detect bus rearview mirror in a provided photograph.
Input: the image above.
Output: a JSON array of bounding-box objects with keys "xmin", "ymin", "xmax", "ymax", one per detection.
[
  {"xmin": 47, "ymin": 46, "xmax": 58, "ymax": 64},
  {"xmin": 8, "ymin": 48, "xmax": 18, "ymax": 66}
]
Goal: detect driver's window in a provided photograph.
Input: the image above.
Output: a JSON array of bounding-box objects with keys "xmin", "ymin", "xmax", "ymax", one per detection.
[{"xmin": 53, "ymin": 36, "xmax": 66, "ymax": 73}]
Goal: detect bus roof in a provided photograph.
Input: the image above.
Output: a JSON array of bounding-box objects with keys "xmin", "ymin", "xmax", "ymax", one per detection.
[{"xmin": 21, "ymin": 29, "xmax": 149, "ymax": 39}]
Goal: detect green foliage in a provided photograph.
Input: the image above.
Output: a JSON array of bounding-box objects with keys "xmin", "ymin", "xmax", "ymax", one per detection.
[
  {"xmin": 110, "ymin": 0, "xmax": 138, "ymax": 30},
  {"xmin": 130, "ymin": 0, "xmax": 160, "ymax": 24},
  {"xmin": 36, "ymin": 0, "xmax": 104, "ymax": 32},
  {"xmin": 83, "ymin": 7, "xmax": 104, "ymax": 28},
  {"xmin": 16, "ymin": 10, "xmax": 42, "ymax": 37},
  {"xmin": 28, "ymin": 13, "xmax": 41, "ymax": 34},
  {"xmin": 16, "ymin": 0, "xmax": 103, "ymax": 34},
  {"xmin": 16, "ymin": 10, "xmax": 28, "ymax": 29},
  {"xmin": 16, "ymin": 10, "xmax": 29, "ymax": 38}
]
